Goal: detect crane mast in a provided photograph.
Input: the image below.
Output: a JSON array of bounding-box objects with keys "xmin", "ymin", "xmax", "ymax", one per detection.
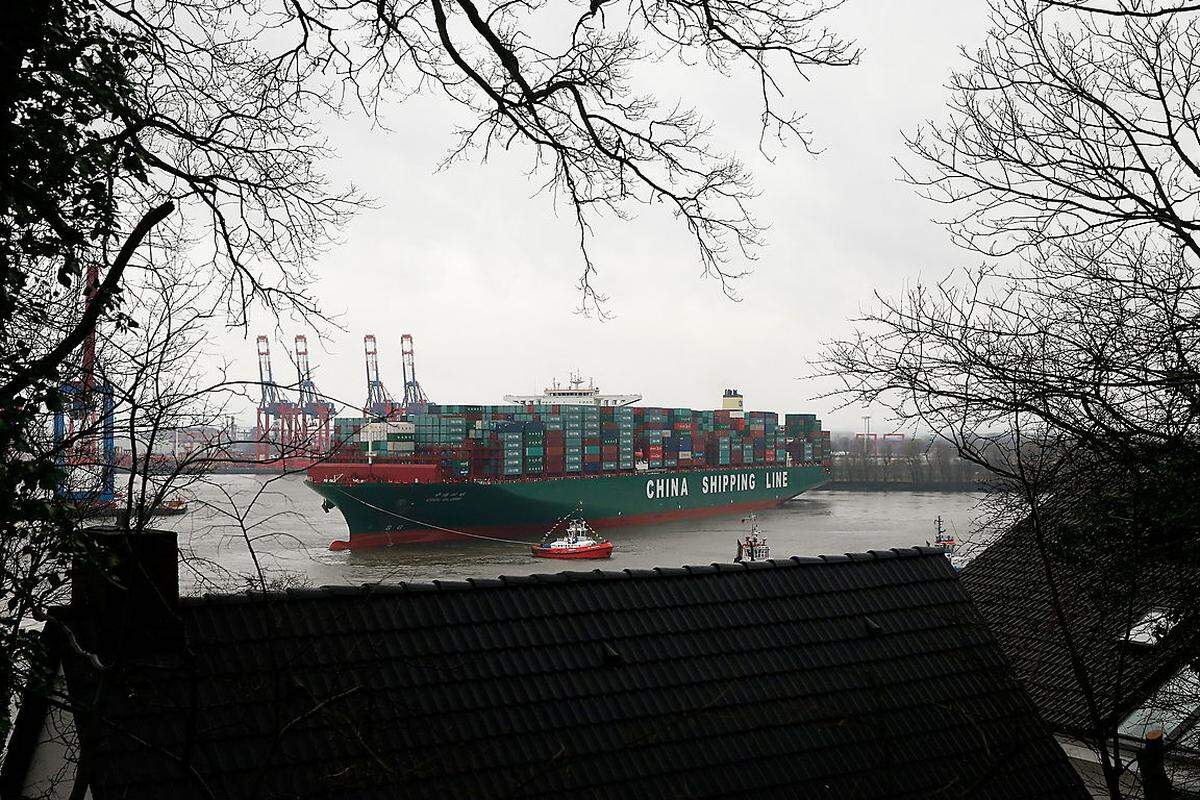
[
  {"xmin": 363, "ymin": 334, "xmax": 398, "ymax": 418},
  {"xmin": 257, "ymin": 335, "xmax": 285, "ymax": 408},
  {"xmin": 401, "ymin": 333, "xmax": 430, "ymax": 408},
  {"xmin": 255, "ymin": 336, "xmax": 299, "ymax": 463},
  {"xmin": 54, "ymin": 260, "xmax": 115, "ymax": 503},
  {"xmin": 295, "ymin": 335, "xmax": 334, "ymax": 454},
  {"xmin": 295, "ymin": 335, "xmax": 316, "ymax": 407}
]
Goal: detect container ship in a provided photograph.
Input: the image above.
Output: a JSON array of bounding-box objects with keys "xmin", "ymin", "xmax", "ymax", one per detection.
[{"xmin": 306, "ymin": 378, "xmax": 832, "ymax": 550}]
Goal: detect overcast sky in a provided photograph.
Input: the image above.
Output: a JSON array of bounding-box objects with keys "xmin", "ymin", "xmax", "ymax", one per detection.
[{"xmin": 221, "ymin": 1, "xmax": 993, "ymax": 433}]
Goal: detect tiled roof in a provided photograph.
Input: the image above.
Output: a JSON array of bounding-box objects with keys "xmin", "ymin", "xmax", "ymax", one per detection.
[
  {"xmin": 57, "ymin": 549, "xmax": 1084, "ymax": 799},
  {"xmin": 961, "ymin": 522, "xmax": 1200, "ymax": 738}
]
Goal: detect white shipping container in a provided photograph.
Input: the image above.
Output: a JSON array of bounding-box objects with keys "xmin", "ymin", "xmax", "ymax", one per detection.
[{"xmin": 357, "ymin": 419, "xmax": 415, "ymax": 443}]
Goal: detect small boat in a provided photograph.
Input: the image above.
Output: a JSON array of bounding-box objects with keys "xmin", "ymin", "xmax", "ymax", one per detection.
[
  {"xmin": 152, "ymin": 498, "xmax": 189, "ymax": 516},
  {"xmin": 69, "ymin": 495, "xmax": 189, "ymax": 519},
  {"xmin": 531, "ymin": 519, "xmax": 613, "ymax": 559},
  {"xmin": 69, "ymin": 498, "xmax": 120, "ymax": 519},
  {"xmin": 735, "ymin": 514, "xmax": 770, "ymax": 562},
  {"xmin": 931, "ymin": 515, "xmax": 969, "ymax": 571}
]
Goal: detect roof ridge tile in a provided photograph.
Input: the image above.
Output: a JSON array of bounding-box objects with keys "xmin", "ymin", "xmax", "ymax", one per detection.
[{"xmin": 178, "ymin": 549, "xmax": 956, "ymax": 607}]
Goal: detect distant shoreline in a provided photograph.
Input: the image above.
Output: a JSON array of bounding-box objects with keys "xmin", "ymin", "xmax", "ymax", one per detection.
[{"xmin": 820, "ymin": 481, "xmax": 982, "ymax": 493}]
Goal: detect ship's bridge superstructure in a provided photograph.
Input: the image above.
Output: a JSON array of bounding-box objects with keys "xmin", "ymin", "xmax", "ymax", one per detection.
[{"xmin": 505, "ymin": 372, "xmax": 641, "ymax": 408}]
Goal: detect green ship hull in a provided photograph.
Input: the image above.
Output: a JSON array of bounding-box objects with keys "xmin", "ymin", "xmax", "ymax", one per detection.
[{"xmin": 308, "ymin": 464, "xmax": 830, "ymax": 550}]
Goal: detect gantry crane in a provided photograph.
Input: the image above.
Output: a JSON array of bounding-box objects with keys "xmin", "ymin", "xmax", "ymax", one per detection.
[
  {"xmin": 54, "ymin": 259, "xmax": 115, "ymax": 504},
  {"xmin": 363, "ymin": 334, "xmax": 399, "ymax": 419},
  {"xmin": 255, "ymin": 336, "xmax": 299, "ymax": 462},
  {"xmin": 400, "ymin": 333, "xmax": 430, "ymax": 408},
  {"xmin": 294, "ymin": 335, "xmax": 335, "ymax": 454}
]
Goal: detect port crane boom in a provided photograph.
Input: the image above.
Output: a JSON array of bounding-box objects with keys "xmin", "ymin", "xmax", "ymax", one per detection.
[
  {"xmin": 363, "ymin": 334, "xmax": 399, "ymax": 418},
  {"xmin": 295, "ymin": 335, "xmax": 335, "ymax": 454},
  {"xmin": 400, "ymin": 333, "xmax": 430, "ymax": 407},
  {"xmin": 54, "ymin": 260, "xmax": 116, "ymax": 503},
  {"xmin": 255, "ymin": 336, "xmax": 299, "ymax": 462}
]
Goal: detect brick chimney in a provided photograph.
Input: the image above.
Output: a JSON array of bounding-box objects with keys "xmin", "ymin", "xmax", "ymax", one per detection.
[{"xmin": 70, "ymin": 526, "xmax": 181, "ymax": 661}]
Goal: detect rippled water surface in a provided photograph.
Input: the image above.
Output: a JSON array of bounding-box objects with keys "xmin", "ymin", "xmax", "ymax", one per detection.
[{"xmin": 169, "ymin": 474, "xmax": 982, "ymax": 592}]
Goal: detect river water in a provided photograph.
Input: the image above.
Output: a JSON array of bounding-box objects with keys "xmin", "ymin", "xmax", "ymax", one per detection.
[{"xmin": 168, "ymin": 474, "xmax": 982, "ymax": 593}]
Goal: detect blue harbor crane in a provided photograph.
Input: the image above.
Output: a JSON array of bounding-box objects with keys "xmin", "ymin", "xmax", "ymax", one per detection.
[
  {"xmin": 55, "ymin": 260, "xmax": 115, "ymax": 505},
  {"xmin": 54, "ymin": 385, "xmax": 115, "ymax": 504},
  {"xmin": 295, "ymin": 335, "xmax": 335, "ymax": 454},
  {"xmin": 400, "ymin": 333, "xmax": 431, "ymax": 410},
  {"xmin": 363, "ymin": 334, "xmax": 400, "ymax": 419}
]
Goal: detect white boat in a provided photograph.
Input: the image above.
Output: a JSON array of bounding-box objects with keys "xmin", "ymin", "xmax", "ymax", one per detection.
[
  {"xmin": 735, "ymin": 514, "xmax": 770, "ymax": 562},
  {"xmin": 932, "ymin": 515, "xmax": 969, "ymax": 571}
]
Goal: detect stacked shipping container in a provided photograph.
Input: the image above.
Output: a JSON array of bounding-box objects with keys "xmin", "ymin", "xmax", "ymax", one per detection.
[
  {"xmin": 332, "ymin": 403, "xmax": 830, "ymax": 480},
  {"xmin": 334, "ymin": 419, "xmax": 416, "ymax": 456}
]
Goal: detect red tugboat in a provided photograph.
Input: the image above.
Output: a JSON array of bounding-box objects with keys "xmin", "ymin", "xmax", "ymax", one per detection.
[{"xmin": 531, "ymin": 519, "xmax": 613, "ymax": 560}]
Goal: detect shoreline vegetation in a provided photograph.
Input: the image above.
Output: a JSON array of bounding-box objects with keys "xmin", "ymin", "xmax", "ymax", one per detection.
[
  {"xmin": 826, "ymin": 436, "xmax": 988, "ymax": 493},
  {"xmin": 823, "ymin": 481, "xmax": 981, "ymax": 493}
]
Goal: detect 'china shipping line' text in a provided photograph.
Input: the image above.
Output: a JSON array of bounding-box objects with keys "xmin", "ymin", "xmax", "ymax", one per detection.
[{"xmin": 645, "ymin": 471, "xmax": 789, "ymax": 500}]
